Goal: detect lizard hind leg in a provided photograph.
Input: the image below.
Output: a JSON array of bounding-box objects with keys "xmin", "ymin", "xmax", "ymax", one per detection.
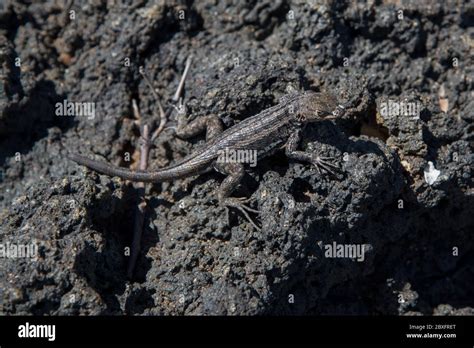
[
  {"xmin": 175, "ymin": 106, "xmax": 224, "ymax": 141},
  {"xmin": 215, "ymin": 162, "xmax": 261, "ymax": 230}
]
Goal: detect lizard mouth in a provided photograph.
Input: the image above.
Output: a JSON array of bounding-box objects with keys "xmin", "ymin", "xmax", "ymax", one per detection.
[{"xmin": 325, "ymin": 113, "xmax": 339, "ymax": 120}]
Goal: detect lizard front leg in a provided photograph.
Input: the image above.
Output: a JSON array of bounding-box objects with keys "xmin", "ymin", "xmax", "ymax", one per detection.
[
  {"xmin": 215, "ymin": 162, "xmax": 260, "ymax": 230},
  {"xmin": 285, "ymin": 129, "xmax": 340, "ymax": 176}
]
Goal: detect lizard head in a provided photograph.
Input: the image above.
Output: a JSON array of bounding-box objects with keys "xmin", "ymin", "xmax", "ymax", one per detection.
[
  {"xmin": 300, "ymin": 76, "xmax": 371, "ymax": 123},
  {"xmin": 299, "ymin": 91, "xmax": 345, "ymax": 122}
]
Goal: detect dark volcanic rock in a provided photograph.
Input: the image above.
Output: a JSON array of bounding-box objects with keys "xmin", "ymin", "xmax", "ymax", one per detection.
[{"xmin": 0, "ymin": 1, "xmax": 472, "ymax": 315}]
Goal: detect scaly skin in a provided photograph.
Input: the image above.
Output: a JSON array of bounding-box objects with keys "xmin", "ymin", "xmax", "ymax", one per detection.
[{"xmin": 69, "ymin": 91, "xmax": 350, "ymax": 229}]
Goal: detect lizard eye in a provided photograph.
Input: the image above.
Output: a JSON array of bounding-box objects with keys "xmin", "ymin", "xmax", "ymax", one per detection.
[{"xmin": 331, "ymin": 104, "xmax": 345, "ymax": 118}]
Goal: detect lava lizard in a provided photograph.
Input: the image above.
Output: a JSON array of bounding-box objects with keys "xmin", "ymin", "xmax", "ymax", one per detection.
[{"xmin": 69, "ymin": 91, "xmax": 351, "ymax": 229}]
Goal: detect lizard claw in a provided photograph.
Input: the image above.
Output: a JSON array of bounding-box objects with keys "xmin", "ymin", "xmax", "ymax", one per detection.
[
  {"xmin": 222, "ymin": 197, "xmax": 261, "ymax": 230},
  {"xmin": 311, "ymin": 154, "xmax": 341, "ymax": 178},
  {"xmin": 229, "ymin": 197, "xmax": 260, "ymax": 213}
]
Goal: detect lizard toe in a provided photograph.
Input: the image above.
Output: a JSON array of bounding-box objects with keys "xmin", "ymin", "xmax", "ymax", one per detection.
[{"xmin": 221, "ymin": 197, "xmax": 261, "ymax": 230}]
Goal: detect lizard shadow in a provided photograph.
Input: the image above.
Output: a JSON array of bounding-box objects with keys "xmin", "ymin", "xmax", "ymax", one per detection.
[
  {"xmin": 313, "ymin": 185, "xmax": 474, "ymax": 315},
  {"xmin": 303, "ymin": 122, "xmax": 387, "ymax": 159},
  {"xmin": 266, "ymin": 139, "xmax": 474, "ymax": 314}
]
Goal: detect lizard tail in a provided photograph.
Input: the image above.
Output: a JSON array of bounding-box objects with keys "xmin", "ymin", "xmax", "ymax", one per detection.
[{"xmin": 68, "ymin": 153, "xmax": 173, "ymax": 183}]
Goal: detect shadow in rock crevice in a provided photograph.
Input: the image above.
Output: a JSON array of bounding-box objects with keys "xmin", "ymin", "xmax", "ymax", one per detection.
[
  {"xmin": 263, "ymin": 157, "xmax": 473, "ymax": 314},
  {"xmin": 0, "ymin": 79, "xmax": 74, "ymax": 166},
  {"xmin": 72, "ymin": 182, "xmax": 163, "ymax": 313}
]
